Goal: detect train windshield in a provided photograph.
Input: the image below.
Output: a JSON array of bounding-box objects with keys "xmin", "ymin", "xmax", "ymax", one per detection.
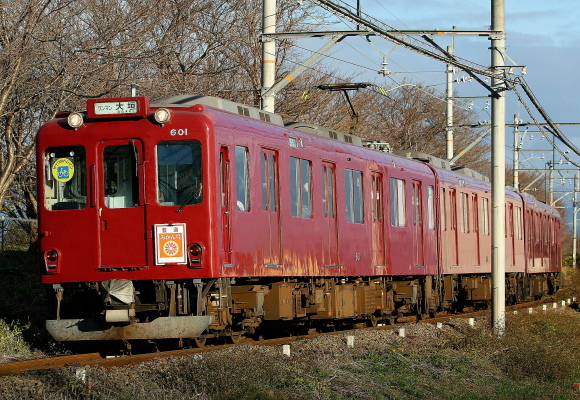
[
  {"xmin": 157, "ymin": 140, "xmax": 202, "ymax": 206},
  {"xmin": 43, "ymin": 146, "xmax": 87, "ymax": 211}
]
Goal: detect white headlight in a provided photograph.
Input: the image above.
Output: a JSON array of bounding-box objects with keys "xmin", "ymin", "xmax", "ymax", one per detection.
[
  {"xmin": 154, "ymin": 108, "xmax": 171, "ymax": 125},
  {"xmin": 67, "ymin": 112, "xmax": 84, "ymax": 129}
]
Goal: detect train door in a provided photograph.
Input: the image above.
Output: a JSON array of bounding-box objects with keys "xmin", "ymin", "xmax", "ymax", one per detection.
[
  {"xmin": 473, "ymin": 194, "xmax": 481, "ymax": 266},
  {"xmin": 322, "ymin": 162, "xmax": 339, "ymax": 267},
  {"xmin": 220, "ymin": 147, "xmax": 232, "ymax": 266},
  {"xmin": 260, "ymin": 149, "xmax": 281, "ymax": 266},
  {"xmin": 412, "ymin": 180, "xmax": 424, "ymax": 267},
  {"xmin": 371, "ymin": 171, "xmax": 386, "ymax": 268},
  {"xmin": 450, "ymin": 188, "xmax": 458, "ymax": 266},
  {"xmin": 508, "ymin": 203, "xmax": 516, "ymax": 266},
  {"xmin": 98, "ymin": 139, "xmax": 147, "ymax": 267}
]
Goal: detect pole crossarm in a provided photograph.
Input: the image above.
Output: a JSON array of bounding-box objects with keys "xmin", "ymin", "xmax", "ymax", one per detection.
[
  {"xmin": 449, "ymin": 128, "xmax": 491, "ymax": 164},
  {"xmin": 262, "ymin": 34, "xmax": 347, "ymax": 99},
  {"xmin": 421, "ymin": 35, "xmax": 500, "ymax": 98},
  {"xmin": 522, "ymin": 169, "xmax": 549, "ymax": 191},
  {"xmin": 308, "ymin": 0, "xmax": 519, "ymax": 84},
  {"xmin": 262, "ymin": 30, "xmax": 502, "ymax": 39}
]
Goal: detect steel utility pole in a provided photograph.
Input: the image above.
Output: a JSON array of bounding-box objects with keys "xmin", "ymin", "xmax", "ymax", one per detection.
[
  {"xmin": 574, "ymin": 171, "xmax": 579, "ymax": 269},
  {"xmin": 491, "ymin": 0, "xmax": 507, "ymax": 337},
  {"xmin": 446, "ymin": 45, "xmax": 454, "ymax": 160},
  {"xmin": 261, "ymin": 0, "xmax": 276, "ymax": 112}
]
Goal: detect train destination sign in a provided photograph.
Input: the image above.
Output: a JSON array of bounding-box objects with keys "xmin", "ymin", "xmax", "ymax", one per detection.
[
  {"xmin": 94, "ymin": 101, "xmax": 138, "ymax": 115},
  {"xmin": 87, "ymin": 96, "xmax": 150, "ymax": 118}
]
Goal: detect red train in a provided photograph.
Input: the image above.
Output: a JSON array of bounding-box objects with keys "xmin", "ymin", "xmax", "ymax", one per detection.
[{"xmin": 37, "ymin": 94, "xmax": 561, "ymax": 345}]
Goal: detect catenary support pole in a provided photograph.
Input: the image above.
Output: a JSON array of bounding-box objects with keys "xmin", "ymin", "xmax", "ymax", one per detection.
[
  {"xmin": 513, "ymin": 114, "xmax": 520, "ymax": 191},
  {"xmin": 446, "ymin": 45, "xmax": 454, "ymax": 160},
  {"xmin": 574, "ymin": 171, "xmax": 578, "ymax": 269},
  {"xmin": 491, "ymin": 0, "xmax": 506, "ymax": 337},
  {"xmin": 261, "ymin": 0, "xmax": 276, "ymax": 112}
]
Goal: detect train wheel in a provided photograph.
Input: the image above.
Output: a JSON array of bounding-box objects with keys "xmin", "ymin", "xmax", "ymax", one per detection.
[
  {"xmin": 226, "ymin": 333, "xmax": 243, "ymax": 344},
  {"xmin": 190, "ymin": 337, "xmax": 207, "ymax": 348}
]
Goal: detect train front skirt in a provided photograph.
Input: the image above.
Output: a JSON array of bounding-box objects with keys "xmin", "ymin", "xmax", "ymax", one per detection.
[{"xmin": 45, "ymin": 315, "xmax": 214, "ymax": 341}]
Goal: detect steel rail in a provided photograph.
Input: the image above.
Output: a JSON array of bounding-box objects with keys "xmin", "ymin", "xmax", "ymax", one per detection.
[{"xmin": 0, "ymin": 295, "xmax": 567, "ymax": 377}]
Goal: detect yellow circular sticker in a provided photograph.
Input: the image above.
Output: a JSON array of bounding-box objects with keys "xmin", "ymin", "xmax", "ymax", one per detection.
[{"xmin": 51, "ymin": 158, "xmax": 75, "ymax": 182}]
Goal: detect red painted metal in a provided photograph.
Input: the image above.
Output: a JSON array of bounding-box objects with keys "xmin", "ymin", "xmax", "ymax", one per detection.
[{"xmin": 37, "ymin": 96, "xmax": 560, "ymax": 287}]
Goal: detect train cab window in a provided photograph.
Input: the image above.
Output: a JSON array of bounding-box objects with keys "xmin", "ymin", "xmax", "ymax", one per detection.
[
  {"xmin": 234, "ymin": 146, "xmax": 250, "ymax": 211},
  {"xmin": 345, "ymin": 169, "xmax": 363, "ymax": 223},
  {"xmin": 290, "ymin": 157, "xmax": 312, "ymax": 218},
  {"xmin": 103, "ymin": 144, "xmax": 138, "ymax": 208},
  {"xmin": 157, "ymin": 140, "xmax": 202, "ymax": 206},
  {"xmin": 43, "ymin": 146, "xmax": 86, "ymax": 210},
  {"xmin": 427, "ymin": 186, "xmax": 435, "ymax": 230},
  {"xmin": 390, "ymin": 178, "xmax": 406, "ymax": 227}
]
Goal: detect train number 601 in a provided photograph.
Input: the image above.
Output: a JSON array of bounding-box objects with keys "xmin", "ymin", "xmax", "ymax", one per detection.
[{"xmin": 170, "ymin": 128, "xmax": 188, "ymax": 136}]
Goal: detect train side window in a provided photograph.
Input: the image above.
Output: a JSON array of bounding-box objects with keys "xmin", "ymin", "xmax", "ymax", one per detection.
[
  {"xmin": 157, "ymin": 141, "xmax": 203, "ymax": 206},
  {"xmin": 235, "ymin": 146, "xmax": 250, "ymax": 211},
  {"xmin": 290, "ymin": 157, "xmax": 312, "ymax": 218},
  {"xmin": 481, "ymin": 197, "xmax": 490, "ymax": 235},
  {"xmin": 427, "ymin": 186, "xmax": 435, "ymax": 230},
  {"xmin": 390, "ymin": 178, "xmax": 406, "ymax": 227},
  {"xmin": 345, "ymin": 169, "xmax": 363, "ymax": 223},
  {"xmin": 43, "ymin": 146, "xmax": 86, "ymax": 210},
  {"xmin": 260, "ymin": 151, "xmax": 277, "ymax": 211}
]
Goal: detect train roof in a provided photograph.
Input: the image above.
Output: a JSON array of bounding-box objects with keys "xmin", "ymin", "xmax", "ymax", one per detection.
[
  {"xmin": 151, "ymin": 95, "xmax": 284, "ymax": 126},
  {"xmin": 149, "ymin": 94, "xmax": 552, "ymax": 208}
]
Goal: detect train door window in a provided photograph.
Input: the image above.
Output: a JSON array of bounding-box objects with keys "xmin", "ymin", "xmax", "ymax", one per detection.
[
  {"xmin": 235, "ymin": 146, "xmax": 250, "ymax": 211},
  {"xmin": 371, "ymin": 173, "xmax": 383, "ymax": 222},
  {"xmin": 412, "ymin": 181, "xmax": 422, "ymax": 226},
  {"xmin": 481, "ymin": 197, "xmax": 490, "ymax": 235},
  {"xmin": 103, "ymin": 144, "xmax": 139, "ymax": 209},
  {"xmin": 472, "ymin": 194, "xmax": 479, "ymax": 233},
  {"xmin": 427, "ymin": 186, "xmax": 435, "ymax": 230},
  {"xmin": 449, "ymin": 189, "xmax": 457, "ymax": 231},
  {"xmin": 460, "ymin": 192, "xmax": 469, "ymax": 233},
  {"xmin": 290, "ymin": 157, "xmax": 312, "ymax": 218},
  {"xmin": 515, "ymin": 206, "xmax": 522, "ymax": 240},
  {"xmin": 441, "ymin": 188, "xmax": 446, "ymax": 230},
  {"xmin": 390, "ymin": 178, "xmax": 406, "ymax": 227},
  {"xmin": 43, "ymin": 146, "xmax": 87, "ymax": 210},
  {"xmin": 322, "ymin": 164, "xmax": 335, "ymax": 218},
  {"xmin": 157, "ymin": 140, "xmax": 203, "ymax": 206},
  {"xmin": 345, "ymin": 169, "xmax": 363, "ymax": 223},
  {"xmin": 261, "ymin": 151, "xmax": 277, "ymax": 211}
]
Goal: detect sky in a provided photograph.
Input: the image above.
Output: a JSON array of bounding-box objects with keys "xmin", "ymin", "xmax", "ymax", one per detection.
[{"xmin": 298, "ymin": 0, "xmax": 580, "ymax": 208}]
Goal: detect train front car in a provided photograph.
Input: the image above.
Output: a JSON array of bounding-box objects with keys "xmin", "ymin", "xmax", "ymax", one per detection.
[{"xmin": 37, "ymin": 96, "xmax": 216, "ymax": 344}]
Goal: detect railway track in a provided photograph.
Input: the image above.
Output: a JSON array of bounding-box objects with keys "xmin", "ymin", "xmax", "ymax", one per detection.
[{"xmin": 0, "ymin": 296, "xmax": 571, "ymax": 377}]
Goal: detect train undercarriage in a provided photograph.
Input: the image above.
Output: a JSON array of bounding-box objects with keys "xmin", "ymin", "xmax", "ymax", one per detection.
[{"xmin": 46, "ymin": 272, "xmax": 560, "ymax": 348}]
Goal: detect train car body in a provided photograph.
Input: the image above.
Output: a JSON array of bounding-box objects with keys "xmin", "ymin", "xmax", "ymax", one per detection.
[{"xmin": 36, "ymin": 95, "xmax": 561, "ymax": 344}]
